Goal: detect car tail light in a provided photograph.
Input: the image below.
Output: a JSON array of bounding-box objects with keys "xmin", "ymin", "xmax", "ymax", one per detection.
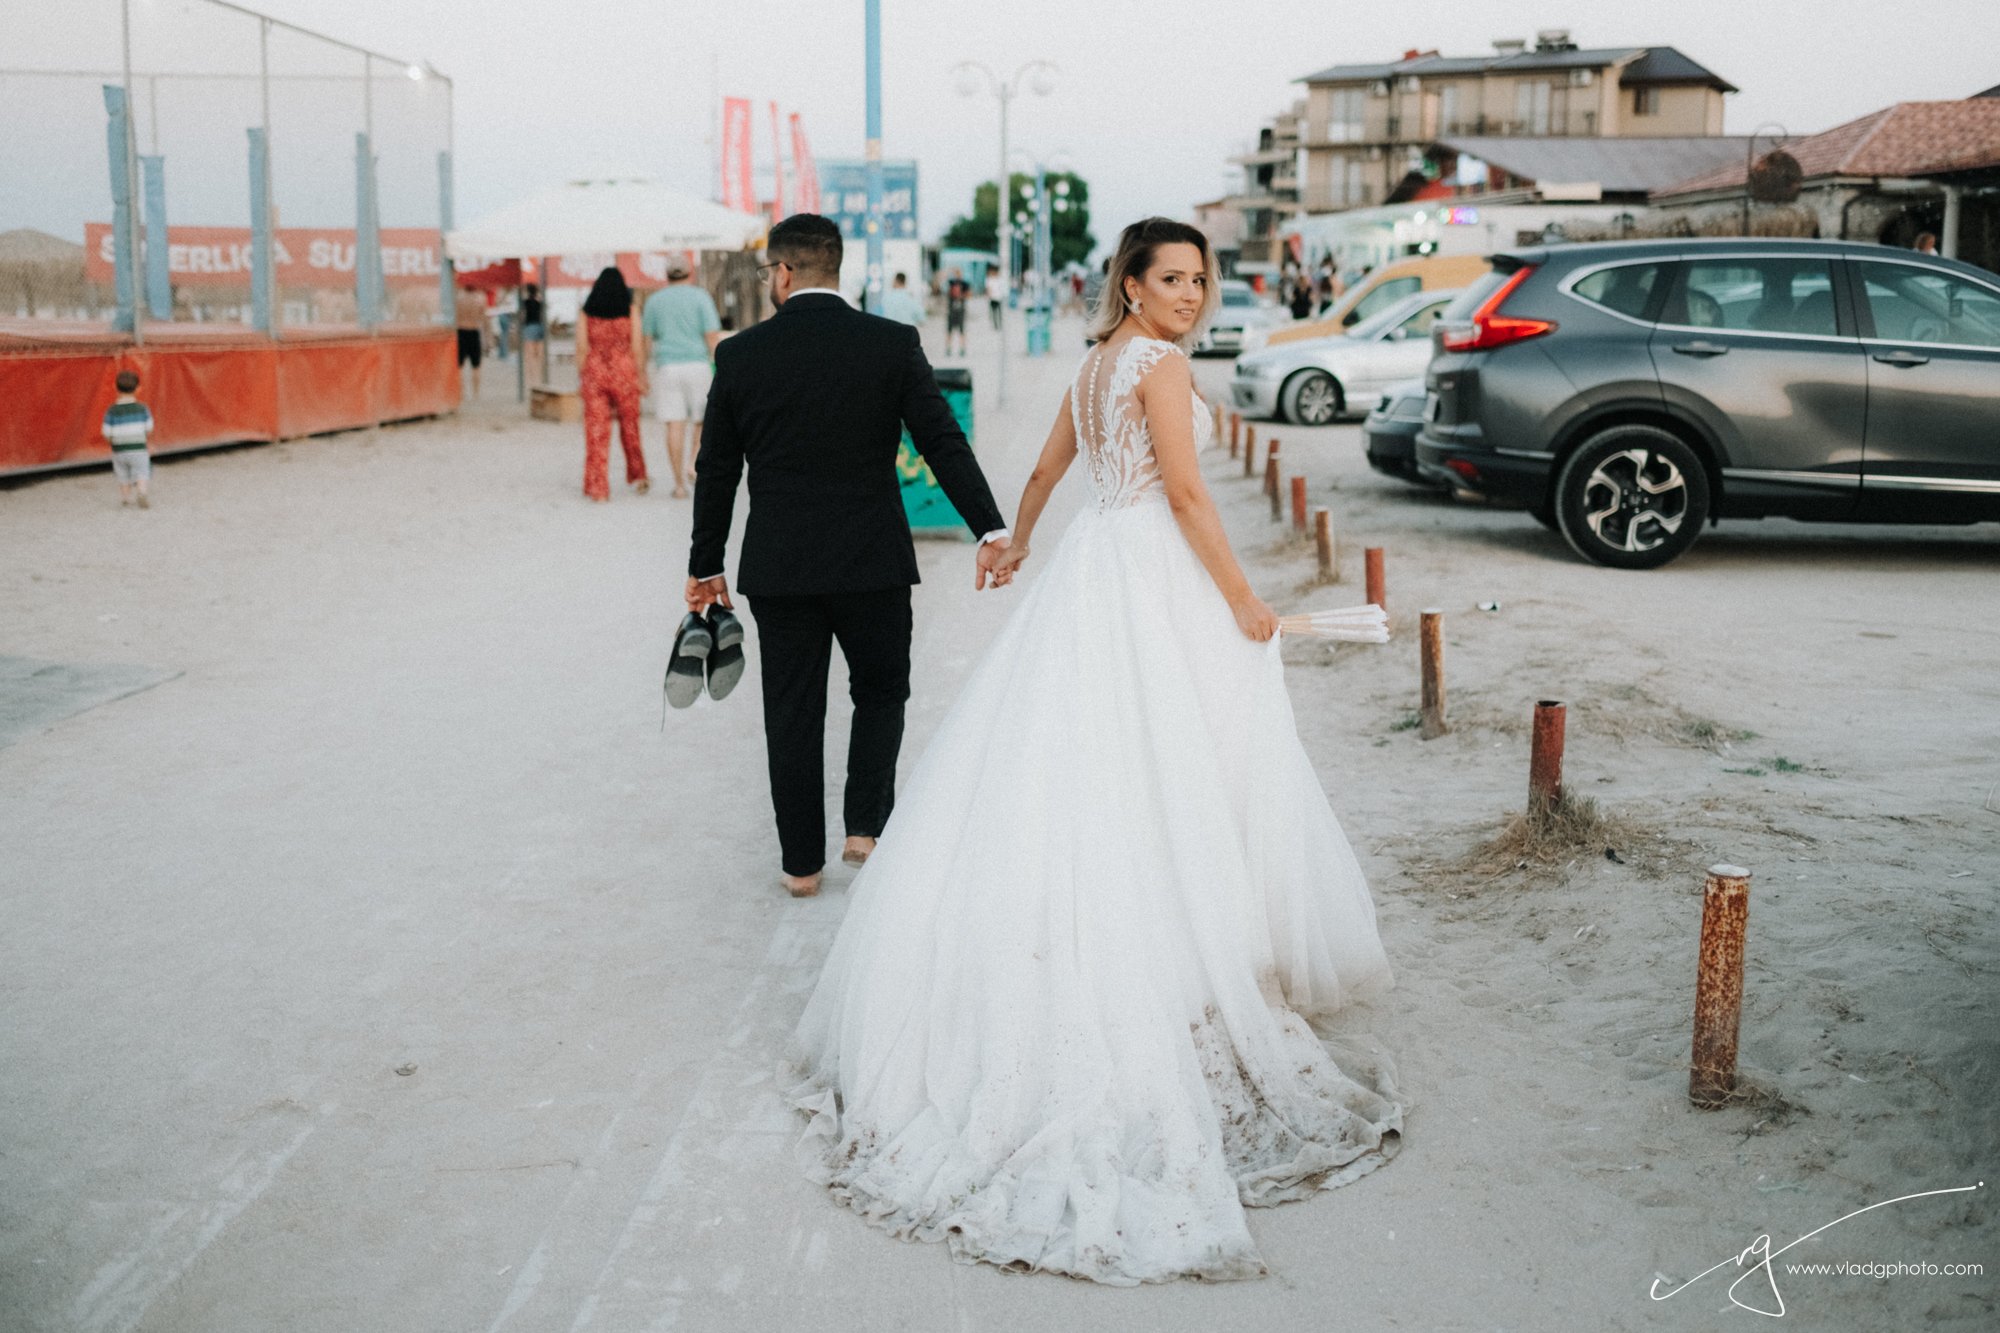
[
  {"xmin": 1445, "ymin": 458, "xmax": 1481, "ymax": 482},
  {"xmin": 1437, "ymin": 267, "xmax": 1556, "ymax": 353}
]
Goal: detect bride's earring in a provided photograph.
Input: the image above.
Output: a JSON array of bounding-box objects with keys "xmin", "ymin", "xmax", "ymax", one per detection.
[{"xmin": 1128, "ymin": 298, "xmax": 1141, "ymax": 315}]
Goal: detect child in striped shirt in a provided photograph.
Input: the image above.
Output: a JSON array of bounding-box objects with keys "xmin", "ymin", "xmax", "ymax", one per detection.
[{"xmin": 103, "ymin": 369, "xmax": 154, "ymax": 508}]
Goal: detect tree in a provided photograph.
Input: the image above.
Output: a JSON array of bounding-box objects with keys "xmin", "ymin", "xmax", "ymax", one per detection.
[{"xmin": 943, "ymin": 171, "xmax": 1095, "ymax": 270}]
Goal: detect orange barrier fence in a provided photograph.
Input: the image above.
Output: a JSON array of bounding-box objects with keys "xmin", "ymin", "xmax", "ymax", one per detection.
[{"xmin": 0, "ymin": 327, "xmax": 459, "ymax": 475}]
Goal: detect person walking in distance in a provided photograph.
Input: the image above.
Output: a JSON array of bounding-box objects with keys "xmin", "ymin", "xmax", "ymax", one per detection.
[
  {"xmin": 878, "ymin": 272, "xmax": 927, "ymax": 327},
  {"xmin": 641, "ymin": 258, "xmax": 723, "ymax": 498},
  {"xmin": 102, "ymin": 368, "xmax": 154, "ymax": 508},
  {"xmin": 574, "ymin": 266, "xmax": 651, "ymax": 502},
  {"xmin": 454, "ymin": 283, "xmax": 487, "ymax": 398},
  {"xmin": 1913, "ymin": 231, "xmax": 1940, "ymax": 256},
  {"xmin": 519, "ymin": 282, "xmax": 547, "ymax": 386},
  {"xmin": 985, "ymin": 266, "xmax": 1004, "ymax": 330},
  {"xmin": 684, "ymin": 214, "xmax": 1012, "ymax": 897},
  {"xmin": 943, "ymin": 267, "xmax": 970, "ymax": 357}
]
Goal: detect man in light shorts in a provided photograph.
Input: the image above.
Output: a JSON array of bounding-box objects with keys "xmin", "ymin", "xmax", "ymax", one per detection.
[{"xmin": 641, "ymin": 259, "xmax": 724, "ymax": 498}]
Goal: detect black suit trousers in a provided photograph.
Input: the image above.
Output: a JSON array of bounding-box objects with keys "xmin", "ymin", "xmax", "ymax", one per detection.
[{"xmin": 747, "ymin": 588, "xmax": 913, "ymax": 875}]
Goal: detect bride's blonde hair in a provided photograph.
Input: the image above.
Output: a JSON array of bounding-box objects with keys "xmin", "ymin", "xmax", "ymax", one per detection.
[{"xmin": 1086, "ymin": 217, "xmax": 1221, "ymax": 351}]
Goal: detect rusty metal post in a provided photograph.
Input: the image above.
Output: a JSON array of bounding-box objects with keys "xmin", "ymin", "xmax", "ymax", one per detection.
[
  {"xmin": 1229, "ymin": 411, "xmax": 1241, "ymax": 458},
  {"xmin": 1364, "ymin": 546, "xmax": 1384, "ymax": 612},
  {"xmin": 1244, "ymin": 425, "xmax": 1257, "ymax": 477},
  {"xmin": 1419, "ymin": 609, "xmax": 1447, "ymax": 739},
  {"xmin": 1690, "ymin": 864, "xmax": 1752, "ymax": 1108},
  {"xmin": 1313, "ymin": 508, "xmax": 1336, "ymax": 581},
  {"xmin": 1291, "ymin": 475, "xmax": 1308, "ymax": 531},
  {"xmin": 1266, "ymin": 457, "xmax": 1282, "ymax": 519},
  {"xmin": 1528, "ymin": 699, "xmax": 1565, "ymax": 814}
]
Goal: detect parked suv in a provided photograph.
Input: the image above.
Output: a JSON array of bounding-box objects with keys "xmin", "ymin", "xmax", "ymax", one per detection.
[{"xmin": 1415, "ymin": 239, "xmax": 2000, "ymax": 567}]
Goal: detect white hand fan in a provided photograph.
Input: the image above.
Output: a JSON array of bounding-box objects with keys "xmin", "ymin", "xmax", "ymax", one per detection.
[{"xmin": 1277, "ymin": 604, "xmax": 1389, "ymax": 643}]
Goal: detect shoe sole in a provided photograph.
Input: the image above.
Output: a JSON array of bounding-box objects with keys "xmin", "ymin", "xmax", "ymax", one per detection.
[
  {"xmin": 705, "ymin": 644, "xmax": 744, "ymax": 701},
  {"xmin": 666, "ymin": 626, "xmax": 713, "ymax": 709}
]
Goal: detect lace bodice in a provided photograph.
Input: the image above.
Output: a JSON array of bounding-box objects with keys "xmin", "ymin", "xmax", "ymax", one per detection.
[{"xmin": 1071, "ymin": 336, "xmax": 1213, "ymax": 510}]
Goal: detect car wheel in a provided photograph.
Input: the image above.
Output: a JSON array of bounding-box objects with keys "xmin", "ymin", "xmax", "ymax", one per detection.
[
  {"xmin": 1281, "ymin": 370, "xmax": 1342, "ymax": 426},
  {"xmin": 1552, "ymin": 425, "xmax": 1709, "ymax": 569}
]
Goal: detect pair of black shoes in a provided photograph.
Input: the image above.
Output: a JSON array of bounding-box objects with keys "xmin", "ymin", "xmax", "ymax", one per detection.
[{"xmin": 666, "ymin": 606, "xmax": 745, "ymax": 708}]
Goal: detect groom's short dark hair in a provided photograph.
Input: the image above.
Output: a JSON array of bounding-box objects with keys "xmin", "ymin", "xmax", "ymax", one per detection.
[{"xmin": 767, "ymin": 214, "xmax": 843, "ymax": 284}]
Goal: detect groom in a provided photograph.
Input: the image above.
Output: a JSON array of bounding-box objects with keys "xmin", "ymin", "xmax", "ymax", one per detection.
[{"xmin": 686, "ymin": 214, "xmax": 1016, "ymax": 898}]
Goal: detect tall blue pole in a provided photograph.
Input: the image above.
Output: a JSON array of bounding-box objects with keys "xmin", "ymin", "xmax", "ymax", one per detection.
[
  {"xmin": 247, "ymin": 128, "xmax": 273, "ymax": 333},
  {"xmin": 863, "ymin": 0, "xmax": 884, "ymax": 312},
  {"xmin": 102, "ymin": 85, "xmax": 137, "ymax": 334},
  {"xmin": 140, "ymin": 155, "xmax": 171, "ymax": 320}
]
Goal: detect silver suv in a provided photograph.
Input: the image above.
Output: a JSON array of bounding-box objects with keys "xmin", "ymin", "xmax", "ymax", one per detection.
[{"xmin": 1415, "ymin": 239, "xmax": 2000, "ymax": 568}]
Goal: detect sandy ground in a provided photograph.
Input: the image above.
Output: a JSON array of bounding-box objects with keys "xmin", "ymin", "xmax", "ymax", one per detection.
[{"xmin": 1, "ymin": 308, "xmax": 1995, "ymax": 1332}]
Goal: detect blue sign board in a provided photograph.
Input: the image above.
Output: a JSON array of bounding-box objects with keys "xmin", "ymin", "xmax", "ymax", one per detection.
[{"xmin": 816, "ymin": 159, "xmax": 919, "ymax": 240}]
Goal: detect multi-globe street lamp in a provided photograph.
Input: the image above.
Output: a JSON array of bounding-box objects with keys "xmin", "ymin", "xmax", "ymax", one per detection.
[{"xmin": 952, "ymin": 59, "xmax": 1055, "ymax": 404}]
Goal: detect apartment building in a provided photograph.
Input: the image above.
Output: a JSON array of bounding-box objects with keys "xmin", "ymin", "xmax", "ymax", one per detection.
[
  {"xmin": 1222, "ymin": 100, "xmax": 1304, "ymax": 266},
  {"xmin": 1299, "ymin": 30, "xmax": 1735, "ymax": 214}
]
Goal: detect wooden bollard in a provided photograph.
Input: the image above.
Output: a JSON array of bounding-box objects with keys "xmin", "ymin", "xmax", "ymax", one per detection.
[
  {"xmin": 1363, "ymin": 546, "xmax": 1385, "ymax": 612},
  {"xmin": 1313, "ymin": 508, "xmax": 1336, "ymax": 581},
  {"xmin": 1290, "ymin": 475, "xmax": 1308, "ymax": 531},
  {"xmin": 1214, "ymin": 402, "xmax": 1225, "ymax": 445},
  {"xmin": 1229, "ymin": 412, "xmax": 1241, "ymax": 457},
  {"xmin": 1244, "ymin": 425, "xmax": 1257, "ymax": 477},
  {"xmin": 1419, "ymin": 609, "xmax": 1447, "ymax": 739},
  {"xmin": 1266, "ymin": 456, "xmax": 1282, "ymax": 519},
  {"xmin": 1690, "ymin": 864, "xmax": 1752, "ymax": 1108},
  {"xmin": 1528, "ymin": 699, "xmax": 1566, "ymax": 814}
]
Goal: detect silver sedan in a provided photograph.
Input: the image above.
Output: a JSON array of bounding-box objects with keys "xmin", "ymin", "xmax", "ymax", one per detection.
[{"xmin": 1230, "ymin": 288, "xmax": 1461, "ymax": 425}]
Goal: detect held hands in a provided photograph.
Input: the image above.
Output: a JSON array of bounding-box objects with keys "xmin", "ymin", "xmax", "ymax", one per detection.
[
  {"xmin": 975, "ymin": 536, "xmax": 1028, "ymax": 591},
  {"xmin": 686, "ymin": 574, "xmax": 732, "ymax": 614},
  {"xmin": 1230, "ymin": 591, "xmax": 1279, "ymax": 642}
]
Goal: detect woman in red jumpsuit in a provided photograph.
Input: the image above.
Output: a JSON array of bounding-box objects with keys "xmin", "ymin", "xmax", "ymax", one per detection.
[{"xmin": 575, "ymin": 266, "xmax": 650, "ymax": 501}]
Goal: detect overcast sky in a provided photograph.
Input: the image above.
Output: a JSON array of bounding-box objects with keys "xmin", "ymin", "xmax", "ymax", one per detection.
[{"xmin": 249, "ymin": 0, "xmax": 1999, "ymax": 254}]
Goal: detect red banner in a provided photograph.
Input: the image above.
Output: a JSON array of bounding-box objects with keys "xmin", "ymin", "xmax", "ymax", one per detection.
[
  {"xmin": 769, "ymin": 101, "xmax": 788, "ymax": 222},
  {"xmin": 84, "ymin": 223, "xmax": 444, "ymax": 289},
  {"xmin": 790, "ymin": 113, "xmax": 819, "ymax": 214},
  {"xmin": 721, "ymin": 97, "xmax": 755, "ymax": 214}
]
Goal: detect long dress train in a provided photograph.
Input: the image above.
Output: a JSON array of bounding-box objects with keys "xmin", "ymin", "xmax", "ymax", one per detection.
[{"xmin": 782, "ymin": 335, "xmax": 1403, "ymax": 1285}]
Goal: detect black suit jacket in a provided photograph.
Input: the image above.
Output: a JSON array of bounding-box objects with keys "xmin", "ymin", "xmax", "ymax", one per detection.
[{"xmin": 688, "ymin": 293, "xmax": 1006, "ymax": 597}]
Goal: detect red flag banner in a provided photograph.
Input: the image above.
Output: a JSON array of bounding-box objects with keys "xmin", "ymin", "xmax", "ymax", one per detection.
[
  {"xmin": 790, "ymin": 113, "xmax": 820, "ymax": 215},
  {"xmin": 769, "ymin": 101, "xmax": 788, "ymax": 222},
  {"xmin": 722, "ymin": 97, "xmax": 756, "ymax": 214}
]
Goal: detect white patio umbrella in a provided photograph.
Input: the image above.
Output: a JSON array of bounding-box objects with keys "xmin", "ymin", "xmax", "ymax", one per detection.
[{"xmin": 444, "ymin": 171, "xmax": 765, "ymax": 259}]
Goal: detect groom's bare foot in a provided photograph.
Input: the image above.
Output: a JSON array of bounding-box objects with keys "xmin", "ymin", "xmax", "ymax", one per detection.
[
  {"xmin": 842, "ymin": 836, "xmax": 876, "ymax": 866},
  {"xmin": 782, "ymin": 870, "xmax": 821, "ymax": 898}
]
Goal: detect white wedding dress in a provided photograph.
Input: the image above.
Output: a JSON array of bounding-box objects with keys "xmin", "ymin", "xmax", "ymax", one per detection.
[{"xmin": 782, "ymin": 335, "xmax": 1402, "ymax": 1285}]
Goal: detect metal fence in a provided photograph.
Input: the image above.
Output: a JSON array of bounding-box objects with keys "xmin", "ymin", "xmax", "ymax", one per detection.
[{"xmin": 0, "ymin": 0, "xmax": 452, "ymax": 336}]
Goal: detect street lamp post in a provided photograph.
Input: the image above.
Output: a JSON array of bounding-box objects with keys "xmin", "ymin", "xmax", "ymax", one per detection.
[
  {"xmin": 864, "ymin": 0, "xmax": 886, "ymax": 312},
  {"xmin": 953, "ymin": 58, "xmax": 1055, "ymax": 405}
]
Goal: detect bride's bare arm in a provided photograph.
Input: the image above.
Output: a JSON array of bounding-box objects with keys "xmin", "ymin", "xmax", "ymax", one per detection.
[
  {"xmin": 1141, "ymin": 352, "xmax": 1277, "ymax": 641},
  {"xmin": 1006, "ymin": 386, "xmax": 1079, "ymax": 553}
]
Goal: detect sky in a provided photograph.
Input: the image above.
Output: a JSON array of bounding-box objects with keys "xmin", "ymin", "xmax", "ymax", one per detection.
[{"xmin": 93, "ymin": 0, "xmax": 2000, "ymax": 255}]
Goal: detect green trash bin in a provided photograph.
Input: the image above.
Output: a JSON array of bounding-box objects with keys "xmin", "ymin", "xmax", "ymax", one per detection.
[{"xmin": 900, "ymin": 366, "xmax": 975, "ymax": 535}]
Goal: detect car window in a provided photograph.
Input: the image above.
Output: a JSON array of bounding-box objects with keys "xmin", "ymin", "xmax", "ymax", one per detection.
[
  {"xmin": 1570, "ymin": 262, "xmax": 1666, "ymax": 320},
  {"xmin": 1394, "ymin": 298, "xmax": 1452, "ymax": 339},
  {"xmin": 1855, "ymin": 261, "xmax": 2000, "ymax": 349},
  {"xmin": 1348, "ymin": 276, "xmax": 1421, "ymax": 323},
  {"xmin": 1221, "ymin": 287, "xmax": 1256, "ymax": 308},
  {"xmin": 1676, "ymin": 258, "xmax": 1839, "ymax": 336}
]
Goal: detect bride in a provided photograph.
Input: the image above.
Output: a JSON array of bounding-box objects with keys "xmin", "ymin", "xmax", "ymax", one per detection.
[{"xmin": 782, "ymin": 218, "xmax": 1402, "ymax": 1285}]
